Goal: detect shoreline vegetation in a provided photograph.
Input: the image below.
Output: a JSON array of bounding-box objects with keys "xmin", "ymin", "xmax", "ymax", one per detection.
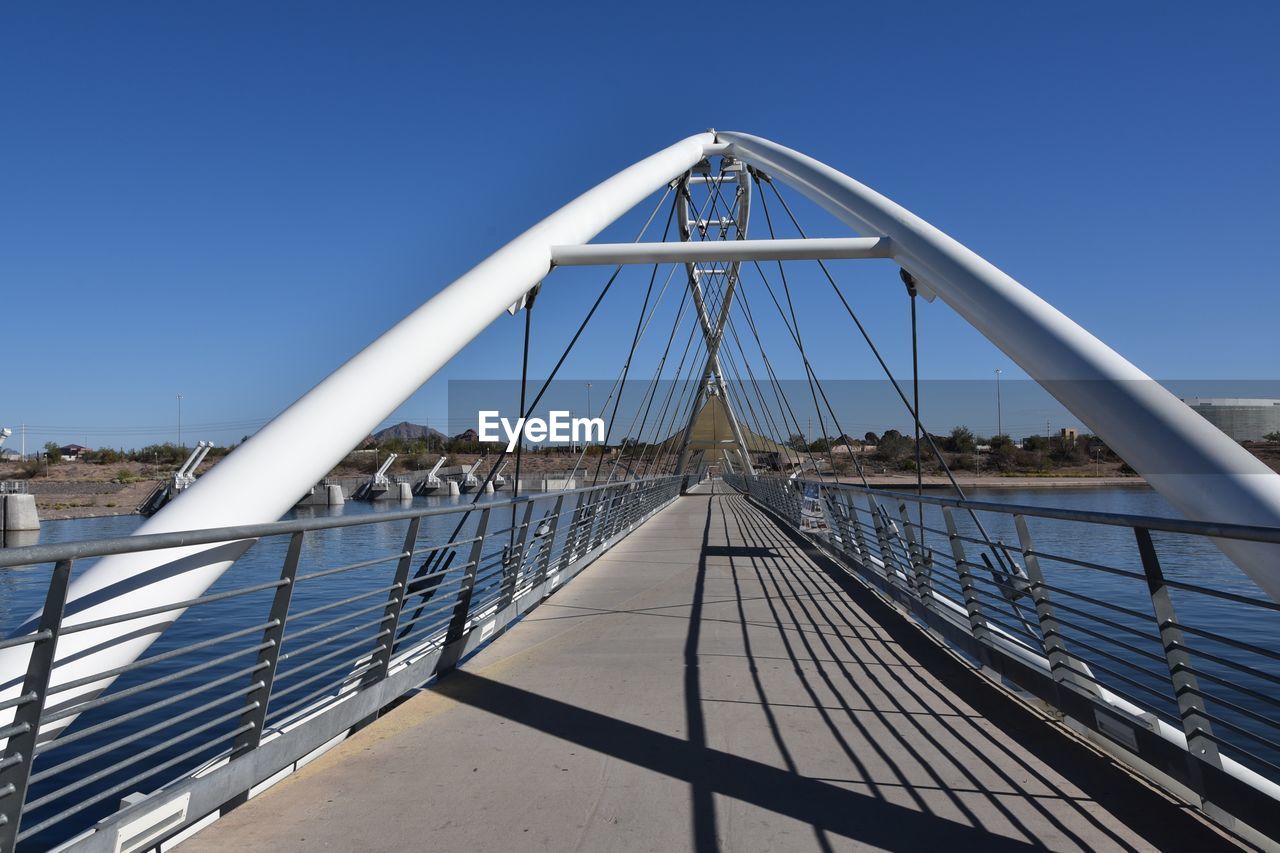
[{"xmin": 3, "ymin": 424, "xmax": 1277, "ymax": 522}]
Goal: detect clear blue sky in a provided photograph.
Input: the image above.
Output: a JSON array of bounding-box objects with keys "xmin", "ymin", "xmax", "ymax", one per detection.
[{"xmin": 3, "ymin": 2, "xmax": 1277, "ymax": 450}]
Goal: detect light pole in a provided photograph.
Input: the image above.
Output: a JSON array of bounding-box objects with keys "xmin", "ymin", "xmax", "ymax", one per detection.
[
  {"xmin": 177, "ymin": 393, "xmax": 183, "ymax": 450},
  {"xmin": 585, "ymin": 382, "xmax": 593, "ymax": 451},
  {"xmin": 994, "ymin": 369, "xmax": 1002, "ymax": 439}
]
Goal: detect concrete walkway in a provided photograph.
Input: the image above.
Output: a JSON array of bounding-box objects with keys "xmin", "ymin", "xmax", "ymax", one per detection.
[{"xmin": 178, "ymin": 486, "xmax": 1232, "ymax": 852}]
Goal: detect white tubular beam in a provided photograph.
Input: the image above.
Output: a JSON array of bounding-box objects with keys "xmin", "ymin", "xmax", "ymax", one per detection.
[
  {"xmin": 190, "ymin": 441, "xmax": 213, "ymax": 473},
  {"xmin": 174, "ymin": 441, "xmax": 206, "ymax": 479},
  {"xmin": 0, "ymin": 132, "xmax": 715, "ymax": 737},
  {"xmin": 374, "ymin": 452, "xmax": 398, "ymax": 480},
  {"xmin": 720, "ymin": 130, "xmax": 1280, "ymax": 601},
  {"xmin": 550, "ymin": 236, "xmax": 891, "ymax": 266}
]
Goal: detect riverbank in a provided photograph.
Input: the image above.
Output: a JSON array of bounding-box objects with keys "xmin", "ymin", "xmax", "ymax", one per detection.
[
  {"xmin": 853, "ymin": 474, "xmax": 1148, "ymax": 489},
  {"xmin": 22, "ymin": 478, "xmax": 160, "ymax": 521},
  {"xmin": 12, "ymin": 441, "xmax": 1280, "ymax": 521}
]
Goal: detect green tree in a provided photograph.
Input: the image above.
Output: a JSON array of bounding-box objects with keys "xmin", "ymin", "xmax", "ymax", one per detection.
[
  {"xmin": 43, "ymin": 441, "xmax": 62, "ymax": 464},
  {"xmin": 1266, "ymin": 431, "xmax": 1280, "ymax": 442},
  {"xmin": 946, "ymin": 426, "xmax": 976, "ymax": 454},
  {"xmin": 875, "ymin": 430, "xmax": 911, "ymax": 464},
  {"xmin": 86, "ymin": 447, "xmax": 124, "ymax": 464}
]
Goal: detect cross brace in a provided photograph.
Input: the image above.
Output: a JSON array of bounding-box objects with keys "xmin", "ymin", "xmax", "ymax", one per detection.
[{"xmin": 551, "ymin": 236, "xmax": 890, "ymax": 266}]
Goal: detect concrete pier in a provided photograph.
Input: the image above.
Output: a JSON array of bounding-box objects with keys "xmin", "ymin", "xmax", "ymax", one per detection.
[
  {"xmin": 294, "ymin": 484, "xmax": 346, "ymax": 507},
  {"xmin": 1, "ymin": 493, "xmax": 40, "ymax": 532}
]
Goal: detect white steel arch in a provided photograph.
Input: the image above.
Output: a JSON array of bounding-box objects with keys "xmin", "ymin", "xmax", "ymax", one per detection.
[
  {"xmin": 5, "ymin": 130, "xmax": 1280, "ymax": 743},
  {"xmin": 718, "ymin": 131, "xmax": 1280, "ymax": 602},
  {"xmin": 0, "ymin": 133, "xmax": 715, "ymax": 735}
]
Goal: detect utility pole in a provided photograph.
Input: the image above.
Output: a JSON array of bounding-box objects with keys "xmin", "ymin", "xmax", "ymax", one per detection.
[{"xmin": 177, "ymin": 393, "xmax": 184, "ymax": 449}]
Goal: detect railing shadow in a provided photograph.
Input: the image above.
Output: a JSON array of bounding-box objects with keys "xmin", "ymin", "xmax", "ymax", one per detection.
[{"xmin": 721, "ymin": 491, "xmax": 1232, "ymax": 850}]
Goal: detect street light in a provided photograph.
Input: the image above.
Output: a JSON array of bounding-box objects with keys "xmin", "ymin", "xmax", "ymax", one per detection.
[{"xmin": 994, "ymin": 369, "xmax": 1003, "ymax": 439}]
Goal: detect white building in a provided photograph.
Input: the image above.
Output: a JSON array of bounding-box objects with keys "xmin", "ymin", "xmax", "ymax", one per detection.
[{"xmin": 1184, "ymin": 398, "xmax": 1280, "ymax": 442}]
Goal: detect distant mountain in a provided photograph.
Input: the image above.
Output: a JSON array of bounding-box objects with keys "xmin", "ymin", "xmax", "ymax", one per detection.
[{"xmin": 371, "ymin": 421, "xmax": 448, "ymax": 442}]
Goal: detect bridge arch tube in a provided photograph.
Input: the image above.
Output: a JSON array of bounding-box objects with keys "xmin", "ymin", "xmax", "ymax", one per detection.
[
  {"xmin": 720, "ymin": 131, "xmax": 1280, "ymax": 601},
  {"xmin": 0, "ymin": 133, "xmax": 715, "ymax": 737}
]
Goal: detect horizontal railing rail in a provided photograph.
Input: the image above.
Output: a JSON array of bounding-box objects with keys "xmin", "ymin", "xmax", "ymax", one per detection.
[
  {"xmin": 0, "ymin": 475, "xmax": 686, "ymax": 852},
  {"xmin": 0, "ymin": 478, "xmax": 679, "ymax": 571},
  {"xmin": 725, "ymin": 473, "xmax": 1280, "ymax": 845}
]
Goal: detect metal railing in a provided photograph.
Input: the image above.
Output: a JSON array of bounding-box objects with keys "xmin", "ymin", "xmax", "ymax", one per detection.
[
  {"xmin": 0, "ymin": 475, "xmax": 683, "ymax": 852},
  {"xmin": 726, "ymin": 473, "xmax": 1280, "ymax": 843}
]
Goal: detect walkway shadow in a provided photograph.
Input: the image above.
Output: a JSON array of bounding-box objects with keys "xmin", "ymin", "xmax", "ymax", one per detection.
[
  {"xmin": 432, "ymin": 668, "xmax": 1036, "ymax": 850},
  {"xmin": 740, "ymin": 493, "xmax": 1233, "ymax": 851}
]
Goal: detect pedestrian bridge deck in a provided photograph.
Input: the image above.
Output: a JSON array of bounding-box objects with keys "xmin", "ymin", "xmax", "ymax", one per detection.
[{"xmin": 177, "ymin": 486, "xmax": 1230, "ymax": 851}]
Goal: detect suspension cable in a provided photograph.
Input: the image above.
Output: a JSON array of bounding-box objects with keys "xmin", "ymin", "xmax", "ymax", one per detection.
[
  {"xmin": 906, "ymin": 271, "xmax": 923, "ymax": 531},
  {"xmin": 761, "ymin": 177, "xmax": 1022, "ymax": 577},
  {"xmin": 396, "ymin": 184, "xmax": 678, "ymax": 639},
  {"xmin": 509, "ymin": 300, "xmax": 533, "ymax": 554},
  {"xmin": 615, "ymin": 280, "xmax": 694, "ymax": 475},
  {"xmin": 753, "ymin": 182, "xmax": 847, "ymax": 482},
  {"xmin": 730, "ymin": 271, "xmax": 830, "ymax": 479}
]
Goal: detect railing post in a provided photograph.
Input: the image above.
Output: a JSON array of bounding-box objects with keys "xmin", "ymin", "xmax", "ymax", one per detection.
[
  {"xmin": 441, "ymin": 507, "xmax": 491, "ymax": 669},
  {"xmin": 617, "ymin": 485, "xmax": 635, "ymax": 533},
  {"xmin": 1014, "ymin": 516, "xmax": 1072, "ymax": 688},
  {"xmin": 1134, "ymin": 527, "xmax": 1222, "ymax": 783},
  {"xmin": 824, "ymin": 491, "xmax": 850, "ymax": 556},
  {"xmin": 866, "ymin": 494, "xmax": 908, "ymax": 599},
  {"xmin": 897, "ymin": 500, "xmax": 934, "ymax": 611},
  {"xmin": 499, "ymin": 500, "xmax": 535, "ymax": 611},
  {"xmin": 562, "ymin": 495, "xmax": 582, "ymax": 565},
  {"xmin": 621, "ymin": 483, "xmax": 637, "ymax": 530},
  {"xmin": 363, "ymin": 517, "xmax": 422, "ymax": 687},
  {"xmin": 596, "ymin": 488, "xmax": 616, "ymax": 549},
  {"xmin": 232, "ymin": 532, "xmax": 303, "ymax": 772},
  {"xmin": 564, "ymin": 493, "xmax": 591, "ymax": 564},
  {"xmin": 628, "ymin": 482, "xmax": 645, "ymax": 528},
  {"xmin": 599, "ymin": 487, "xmax": 619, "ymax": 544},
  {"xmin": 846, "ymin": 493, "xmax": 871, "ymax": 566},
  {"xmin": 582, "ymin": 490, "xmax": 601, "ymax": 553},
  {"xmin": 0, "ymin": 559, "xmax": 71, "ymax": 851},
  {"xmin": 942, "ymin": 506, "xmax": 990, "ymax": 644},
  {"xmin": 532, "ymin": 495, "xmax": 565, "ymax": 589}
]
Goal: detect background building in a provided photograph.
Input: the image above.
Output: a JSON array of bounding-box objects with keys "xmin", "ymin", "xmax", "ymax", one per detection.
[{"xmin": 1184, "ymin": 398, "xmax": 1280, "ymax": 442}]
